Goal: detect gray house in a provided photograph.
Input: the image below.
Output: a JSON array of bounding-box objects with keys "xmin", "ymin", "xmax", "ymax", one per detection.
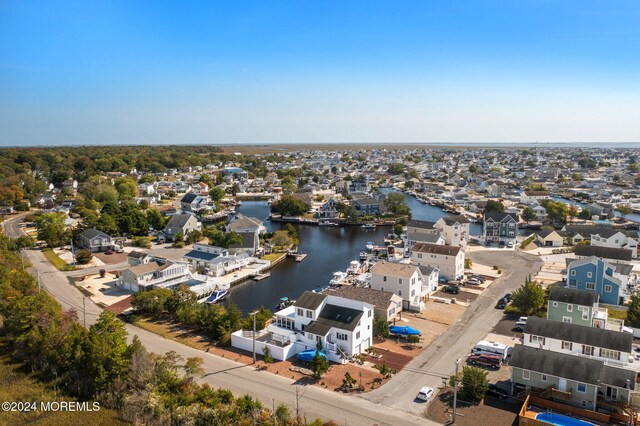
[
  {"xmin": 78, "ymin": 228, "xmax": 113, "ymax": 252},
  {"xmin": 157, "ymin": 214, "xmax": 201, "ymax": 242}
]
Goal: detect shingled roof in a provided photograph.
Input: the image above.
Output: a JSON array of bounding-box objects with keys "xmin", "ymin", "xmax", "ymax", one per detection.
[{"xmin": 412, "ymin": 242, "xmax": 462, "ymax": 256}]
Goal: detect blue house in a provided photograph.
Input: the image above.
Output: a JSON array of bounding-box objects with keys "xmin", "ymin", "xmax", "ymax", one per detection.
[{"xmin": 565, "ymin": 256, "xmax": 631, "ymax": 305}]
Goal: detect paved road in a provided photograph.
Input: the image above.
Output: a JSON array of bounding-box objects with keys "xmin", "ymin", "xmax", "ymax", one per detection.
[{"xmin": 363, "ymin": 249, "xmax": 542, "ymax": 420}]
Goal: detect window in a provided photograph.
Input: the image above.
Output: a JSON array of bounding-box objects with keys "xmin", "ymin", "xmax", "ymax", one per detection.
[
  {"xmin": 582, "ymin": 345, "xmax": 594, "ymax": 356},
  {"xmin": 552, "ymin": 302, "xmax": 558, "ymax": 307},
  {"xmin": 398, "ymin": 290, "xmax": 403, "ymax": 297},
  {"xmin": 562, "ymin": 317, "xmax": 572, "ymax": 324},
  {"xmin": 522, "ymin": 370, "xmax": 530, "ymax": 380},
  {"xmin": 586, "ymin": 283, "xmax": 595, "ymax": 290},
  {"xmin": 356, "ymin": 331, "xmax": 360, "ymax": 339},
  {"xmin": 306, "ymin": 310, "xmax": 312, "ymax": 318},
  {"xmin": 297, "ymin": 308, "xmax": 303, "ymax": 316},
  {"xmin": 530, "ymin": 335, "xmax": 545, "ymax": 345},
  {"xmin": 368, "ymin": 310, "xmax": 372, "ymax": 317},
  {"xmin": 582, "ymin": 311, "xmax": 589, "ymax": 321},
  {"xmin": 571, "ymin": 270, "xmax": 576, "ymax": 276},
  {"xmin": 383, "ymin": 276, "xmax": 387, "ymax": 282},
  {"xmin": 600, "ymin": 348, "xmax": 620, "ymax": 360},
  {"xmin": 567, "ymin": 304, "xmax": 573, "ymax": 312},
  {"xmin": 581, "ymin": 400, "xmax": 587, "ymax": 408},
  {"xmin": 604, "ymin": 285, "xmax": 612, "ymax": 293},
  {"xmin": 411, "ymin": 289, "xmax": 416, "ymax": 297},
  {"xmin": 399, "ymin": 278, "xmax": 403, "ymax": 284},
  {"xmin": 587, "ymin": 272, "xmax": 592, "ymax": 278},
  {"xmin": 577, "ymin": 383, "xmax": 586, "ymax": 393},
  {"xmin": 336, "ymin": 332, "xmax": 348, "ymax": 341},
  {"xmin": 316, "ymin": 336, "xmax": 322, "ymax": 343},
  {"xmin": 562, "ymin": 341, "xmax": 573, "ymax": 351},
  {"xmin": 541, "ymin": 374, "xmax": 547, "ymax": 382}
]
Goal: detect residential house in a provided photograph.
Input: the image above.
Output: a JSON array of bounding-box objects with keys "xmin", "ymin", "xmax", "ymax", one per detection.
[
  {"xmin": 574, "ymin": 245, "xmax": 633, "ymax": 264},
  {"xmin": 180, "ymin": 192, "xmax": 209, "ymax": 212},
  {"xmin": 532, "ymin": 204, "xmax": 548, "ymax": 221},
  {"xmin": 316, "ymin": 197, "xmax": 340, "ymax": 219},
  {"xmin": 127, "ymin": 250, "xmax": 154, "ymax": 266},
  {"xmin": 535, "ymin": 229, "xmax": 564, "ymax": 247},
  {"xmin": 418, "ymin": 265, "xmax": 440, "ymax": 293},
  {"xmin": 118, "ymin": 259, "xmax": 191, "ymax": 292},
  {"xmin": 330, "ymin": 286, "xmax": 403, "ymax": 322},
  {"xmin": 566, "ymin": 256, "xmax": 632, "ymax": 305},
  {"xmin": 157, "ymin": 214, "xmax": 201, "ymax": 242},
  {"xmin": 411, "ymin": 242, "xmax": 465, "ymax": 281},
  {"xmin": 231, "ymin": 291, "xmax": 374, "ymax": 363},
  {"xmin": 183, "ymin": 243, "xmax": 253, "ymax": 276},
  {"xmin": 347, "ymin": 179, "xmax": 370, "ymax": 194},
  {"xmin": 590, "ymin": 228, "xmax": 638, "ymax": 258},
  {"xmin": 521, "ymin": 191, "xmax": 550, "ymax": 205},
  {"xmin": 483, "ymin": 212, "xmax": 519, "ymax": 243},
  {"xmin": 352, "ymin": 196, "xmax": 381, "ymax": 216},
  {"xmin": 547, "ymin": 287, "xmax": 601, "ymax": 328},
  {"xmin": 78, "ymin": 228, "xmax": 113, "ymax": 253},
  {"xmin": 370, "ymin": 262, "xmax": 426, "ymax": 311},
  {"xmin": 225, "ymin": 214, "xmax": 264, "ymax": 255},
  {"xmin": 434, "ymin": 215, "xmax": 470, "ymax": 246}
]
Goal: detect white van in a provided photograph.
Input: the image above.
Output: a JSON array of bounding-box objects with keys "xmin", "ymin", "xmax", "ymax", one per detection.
[{"xmin": 472, "ymin": 340, "xmax": 509, "ymax": 360}]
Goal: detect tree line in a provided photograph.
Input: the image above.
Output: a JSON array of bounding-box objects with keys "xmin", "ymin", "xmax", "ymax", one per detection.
[{"xmin": 0, "ymin": 234, "xmax": 335, "ymax": 425}]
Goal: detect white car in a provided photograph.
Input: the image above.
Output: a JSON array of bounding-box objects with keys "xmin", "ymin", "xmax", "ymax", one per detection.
[
  {"xmin": 507, "ymin": 241, "xmax": 514, "ymax": 248},
  {"xmin": 417, "ymin": 386, "xmax": 434, "ymax": 401}
]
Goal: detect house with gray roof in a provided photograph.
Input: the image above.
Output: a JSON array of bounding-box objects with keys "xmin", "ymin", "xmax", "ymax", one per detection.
[
  {"xmin": 483, "ymin": 212, "xmax": 519, "ymax": 243},
  {"xmin": 434, "ymin": 215, "xmax": 470, "ymax": 246},
  {"xmin": 157, "ymin": 213, "xmax": 201, "ymax": 242},
  {"xmin": 330, "ymin": 286, "xmax": 403, "ymax": 321},
  {"xmin": 225, "ymin": 214, "xmax": 264, "ymax": 255},
  {"xmin": 78, "ymin": 228, "xmax": 113, "ymax": 252},
  {"xmin": 575, "ymin": 245, "xmax": 633, "ymax": 264}
]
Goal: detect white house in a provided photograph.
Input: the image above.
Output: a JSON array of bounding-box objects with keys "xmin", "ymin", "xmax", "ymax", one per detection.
[
  {"xmin": 316, "ymin": 197, "xmax": 340, "ymax": 219},
  {"xmin": 183, "ymin": 243, "xmax": 253, "ymax": 276},
  {"xmin": 231, "ymin": 291, "xmax": 374, "ymax": 363},
  {"xmin": 369, "ymin": 262, "xmax": 426, "ymax": 311},
  {"xmin": 434, "ymin": 215, "xmax": 470, "ymax": 246},
  {"xmin": 411, "ymin": 242, "xmax": 465, "ymax": 281},
  {"xmin": 118, "ymin": 258, "xmax": 190, "ymax": 292},
  {"xmin": 532, "ymin": 204, "xmax": 548, "ymax": 221},
  {"xmin": 590, "ymin": 229, "xmax": 638, "ymax": 258},
  {"xmin": 521, "ymin": 191, "xmax": 550, "ymax": 205}
]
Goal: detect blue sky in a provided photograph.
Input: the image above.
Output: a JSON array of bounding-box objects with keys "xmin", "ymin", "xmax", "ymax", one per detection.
[{"xmin": 1, "ymin": 1, "xmax": 639, "ymax": 145}]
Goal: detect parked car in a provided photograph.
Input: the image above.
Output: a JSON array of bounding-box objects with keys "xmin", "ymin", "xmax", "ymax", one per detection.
[
  {"xmin": 468, "ymin": 274, "xmax": 486, "ymax": 283},
  {"xmin": 443, "ymin": 285, "xmax": 460, "ymax": 294},
  {"xmin": 504, "ymin": 293, "xmax": 512, "ymax": 302},
  {"xmin": 513, "ymin": 321, "xmax": 527, "ymax": 332},
  {"xmin": 417, "ymin": 386, "xmax": 434, "ymax": 401},
  {"xmin": 466, "ymin": 278, "xmax": 481, "ymax": 285},
  {"xmin": 507, "ymin": 241, "xmax": 514, "ymax": 248},
  {"xmin": 499, "ymin": 241, "xmax": 506, "ymax": 248},
  {"xmin": 486, "ymin": 384, "xmax": 509, "ymax": 399},
  {"xmin": 496, "ymin": 297, "xmax": 508, "ymax": 309},
  {"xmin": 469, "ymin": 354, "xmax": 501, "ymax": 369}
]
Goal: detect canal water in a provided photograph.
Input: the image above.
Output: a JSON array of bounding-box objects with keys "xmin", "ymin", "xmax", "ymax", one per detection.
[{"xmin": 227, "ymin": 191, "xmax": 480, "ymax": 313}]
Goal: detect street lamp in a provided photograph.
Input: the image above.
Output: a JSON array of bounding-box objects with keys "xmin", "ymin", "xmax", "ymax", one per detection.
[
  {"xmin": 249, "ymin": 310, "xmax": 259, "ymax": 364},
  {"xmin": 452, "ymin": 357, "xmax": 462, "ymax": 424}
]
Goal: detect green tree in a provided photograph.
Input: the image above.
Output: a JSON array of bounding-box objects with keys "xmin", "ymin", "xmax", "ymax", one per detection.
[
  {"xmin": 618, "ymin": 205, "xmax": 633, "ymax": 220},
  {"xmin": 131, "ymin": 288, "xmax": 172, "ymax": 315},
  {"xmin": 270, "ymin": 194, "xmax": 309, "ymax": 216},
  {"xmin": 387, "ymin": 163, "xmax": 405, "ymax": 175},
  {"xmin": 97, "ymin": 213, "xmax": 119, "ymax": 236},
  {"xmin": 522, "ymin": 206, "xmax": 536, "ymax": 222},
  {"xmin": 35, "ymin": 212, "xmax": 71, "ymax": 248},
  {"xmin": 373, "ymin": 316, "xmax": 390, "ymax": 339},
  {"xmin": 394, "ymin": 223, "xmax": 404, "ymax": 236},
  {"xmin": 383, "ymin": 192, "xmax": 410, "ymax": 216},
  {"xmin": 114, "ymin": 176, "xmax": 138, "ymax": 200},
  {"xmin": 116, "ymin": 202, "xmax": 149, "ymax": 236},
  {"xmin": 309, "ymin": 352, "xmax": 329, "ymax": 378},
  {"xmin": 459, "ymin": 366, "xmax": 489, "ymax": 403},
  {"xmin": 186, "ymin": 229, "xmax": 204, "ymax": 244},
  {"xmin": 146, "ymin": 208, "xmax": 166, "ymax": 230},
  {"xmin": 262, "ymin": 345, "xmax": 274, "ymax": 364},
  {"xmin": 75, "ymin": 249, "xmax": 93, "ymax": 265},
  {"xmin": 209, "ymin": 187, "xmax": 226, "ymax": 201},
  {"xmin": 541, "ymin": 200, "xmax": 569, "ymax": 225},
  {"xmin": 270, "ymin": 230, "xmax": 293, "ymax": 247},
  {"xmin": 485, "ymin": 200, "xmax": 505, "ymax": 213},
  {"xmin": 511, "ymin": 275, "xmax": 546, "ymax": 315},
  {"xmin": 86, "ymin": 311, "xmax": 130, "ymax": 394},
  {"xmin": 626, "ymin": 293, "xmax": 640, "ymax": 328}
]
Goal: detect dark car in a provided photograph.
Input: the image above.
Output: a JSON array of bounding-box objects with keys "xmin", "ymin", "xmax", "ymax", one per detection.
[
  {"xmin": 504, "ymin": 293, "xmax": 512, "ymax": 302},
  {"xmin": 499, "ymin": 241, "xmax": 506, "ymax": 248},
  {"xmin": 443, "ymin": 285, "xmax": 460, "ymax": 294},
  {"xmin": 495, "ymin": 297, "xmax": 508, "ymax": 309},
  {"xmin": 486, "ymin": 384, "xmax": 509, "ymax": 399}
]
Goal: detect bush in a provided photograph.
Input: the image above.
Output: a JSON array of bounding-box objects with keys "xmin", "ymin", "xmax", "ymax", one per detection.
[
  {"xmin": 133, "ymin": 236, "xmax": 151, "ymax": 248},
  {"xmin": 464, "ymin": 259, "xmax": 472, "ymax": 269},
  {"xmin": 99, "ymin": 269, "xmax": 106, "ymax": 278},
  {"xmin": 373, "ymin": 316, "xmax": 390, "ymax": 339},
  {"xmin": 75, "ymin": 249, "xmax": 93, "ymax": 265},
  {"xmin": 262, "ymin": 346, "xmax": 273, "ymax": 364},
  {"xmin": 492, "ymin": 265, "xmax": 499, "ymax": 270}
]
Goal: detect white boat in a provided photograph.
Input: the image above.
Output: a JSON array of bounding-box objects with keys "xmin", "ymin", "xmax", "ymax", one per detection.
[
  {"xmin": 253, "ymin": 272, "xmax": 271, "ymax": 281},
  {"xmin": 361, "ymin": 223, "xmax": 376, "ymax": 229},
  {"xmin": 359, "ymin": 251, "xmax": 368, "ymax": 261},
  {"xmin": 347, "ymin": 260, "xmax": 361, "ymax": 274},
  {"xmin": 319, "ymin": 221, "xmax": 337, "ymax": 227},
  {"xmin": 365, "ymin": 241, "xmax": 374, "ymax": 251},
  {"xmin": 205, "ymin": 290, "xmax": 228, "ymax": 304},
  {"xmin": 329, "ymin": 271, "xmax": 348, "ymax": 286}
]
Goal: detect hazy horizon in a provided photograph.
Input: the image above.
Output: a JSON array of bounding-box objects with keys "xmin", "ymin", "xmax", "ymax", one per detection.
[{"xmin": 2, "ymin": 1, "xmax": 640, "ymax": 146}]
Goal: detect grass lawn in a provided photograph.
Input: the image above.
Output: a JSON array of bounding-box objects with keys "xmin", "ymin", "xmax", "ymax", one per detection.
[
  {"xmin": 132, "ymin": 317, "xmax": 209, "ymax": 351},
  {"xmin": 261, "ymin": 253, "xmax": 286, "ymax": 262},
  {"xmin": 41, "ymin": 249, "xmax": 77, "ymax": 271},
  {"xmin": 0, "ymin": 346, "xmax": 127, "ymax": 426},
  {"xmin": 608, "ymin": 308, "xmax": 627, "ymax": 321}
]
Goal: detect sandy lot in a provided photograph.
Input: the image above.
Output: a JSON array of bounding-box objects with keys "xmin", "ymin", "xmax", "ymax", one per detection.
[
  {"xmin": 426, "ymin": 388, "xmax": 519, "ymax": 426},
  {"xmin": 76, "ymin": 272, "xmax": 133, "ymax": 307}
]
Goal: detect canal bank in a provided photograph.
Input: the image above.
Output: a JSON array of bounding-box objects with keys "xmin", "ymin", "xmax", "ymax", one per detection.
[{"xmin": 227, "ymin": 191, "xmax": 482, "ymax": 314}]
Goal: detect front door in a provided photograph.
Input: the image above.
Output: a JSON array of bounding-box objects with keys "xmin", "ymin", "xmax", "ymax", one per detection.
[
  {"xmin": 558, "ymin": 379, "xmax": 567, "ymax": 392},
  {"xmin": 606, "ymin": 386, "xmax": 618, "ymax": 400}
]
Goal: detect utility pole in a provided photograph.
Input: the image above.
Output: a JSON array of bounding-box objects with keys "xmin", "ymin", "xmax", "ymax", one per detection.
[
  {"xmin": 250, "ymin": 310, "xmax": 259, "ymax": 364},
  {"xmin": 21, "ymin": 248, "xmax": 25, "ymax": 271},
  {"xmin": 83, "ymin": 297, "xmax": 86, "ymax": 328},
  {"xmin": 70, "ymin": 237, "xmax": 75, "ymax": 266},
  {"xmin": 37, "ymin": 270, "xmax": 41, "ymax": 293},
  {"xmin": 452, "ymin": 357, "xmax": 461, "ymax": 424}
]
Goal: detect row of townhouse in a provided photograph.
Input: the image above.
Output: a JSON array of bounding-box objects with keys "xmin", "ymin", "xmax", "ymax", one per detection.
[
  {"xmin": 561, "ymin": 225, "xmax": 639, "ymax": 258},
  {"xmin": 510, "ymin": 287, "xmax": 640, "ymax": 419}
]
